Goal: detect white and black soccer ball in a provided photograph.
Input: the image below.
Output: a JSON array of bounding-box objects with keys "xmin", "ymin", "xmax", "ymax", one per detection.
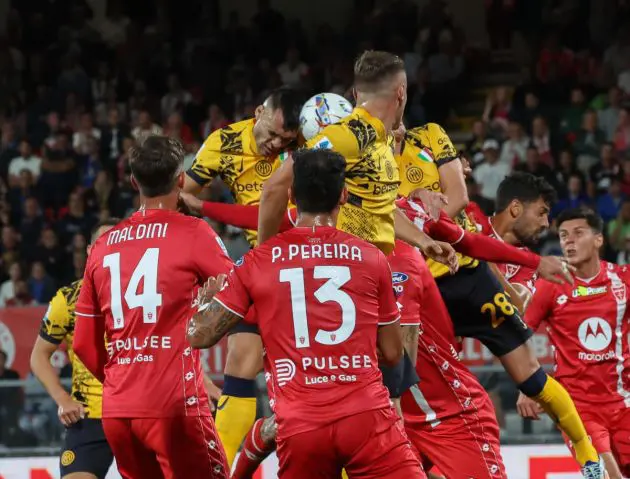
[{"xmin": 299, "ymin": 93, "xmax": 353, "ymax": 140}]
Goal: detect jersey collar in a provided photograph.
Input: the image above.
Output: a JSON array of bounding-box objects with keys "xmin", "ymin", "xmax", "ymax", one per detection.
[{"xmin": 354, "ymin": 107, "xmax": 387, "ymax": 139}]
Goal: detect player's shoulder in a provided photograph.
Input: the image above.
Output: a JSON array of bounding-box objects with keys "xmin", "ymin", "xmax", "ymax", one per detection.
[
  {"xmin": 201, "ymin": 118, "xmax": 253, "ymax": 154},
  {"xmin": 603, "ymin": 261, "xmax": 630, "ymax": 283},
  {"xmin": 58, "ymin": 279, "xmax": 82, "ymax": 306}
]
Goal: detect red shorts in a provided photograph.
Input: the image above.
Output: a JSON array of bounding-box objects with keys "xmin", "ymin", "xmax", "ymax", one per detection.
[
  {"xmin": 404, "ymin": 396, "xmax": 506, "ymax": 479},
  {"xmin": 562, "ymin": 403, "xmax": 630, "ymax": 475},
  {"xmin": 277, "ymin": 407, "xmax": 425, "ymax": 479},
  {"xmin": 103, "ymin": 416, "xmax": 228, "ymax": 479}
]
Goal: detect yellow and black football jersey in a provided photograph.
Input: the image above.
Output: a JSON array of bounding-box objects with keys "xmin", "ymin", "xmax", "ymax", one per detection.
[
  {"xmin": 187, "ymin": 118, "xmax": 282, "ymax": 245},
  {"xmin": 396, "ymin": 123, "xmax": 479, "ymax": 278},
  {"xmin": 39, "ymin": 280, "xmax": 103, "ymax": 419},
  {"xmin": 305, "ymin": 107, "xmax": 400, "ymax": 254}
]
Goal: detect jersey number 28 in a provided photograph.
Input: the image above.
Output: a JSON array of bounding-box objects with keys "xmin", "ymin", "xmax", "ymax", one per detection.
[
  {"xmin": 103, "ymin": 248, "xmax": 162, "ymax": 329},
  {"xmin": 280, "ymin": 266, "xmax": 356, "ymax": 349}
]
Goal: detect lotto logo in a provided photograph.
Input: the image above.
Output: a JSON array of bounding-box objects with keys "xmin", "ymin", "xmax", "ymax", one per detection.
[
  {"xmin": 578, "ymin": 317, "xmax": 612, "ymax": 352},
  {"xmin": 275, "ymin": 359, "xmax": 296, "ymax": 386}
]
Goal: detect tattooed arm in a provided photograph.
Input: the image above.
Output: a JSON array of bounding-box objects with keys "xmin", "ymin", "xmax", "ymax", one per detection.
[
  {"xmin": 187, "ymin": 300, "xmax": 242, "ymax": 349},
  {"xmin": 401, "ymin": 325, "xmax": 419, "ymax": 365}
]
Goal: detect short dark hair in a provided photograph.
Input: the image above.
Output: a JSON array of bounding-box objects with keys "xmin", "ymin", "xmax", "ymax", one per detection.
[
  {"xmin": 354, "ymin": 50, "xmax": 405, "ymax": 93},
  {"xmin": 91, "ymin": 217, "xmax": 121, "ymax": 242},
  {"xmin": 264, "ymin": 87, "xmax": 304, "ymax": 131},
  {"xmin": 129, "ymin": 136, "xmax": 184, "ymax": 197},
  {"xmin": 557, "ymin": 207, "xmax": 603, "ymax": 233},
  {"xmin": 496, "ymin": 172, "xmax": 557, "ymax": 212},
  {"xmin": 292, "ymin": 149, "xmax": 346, "ymax": 214}
]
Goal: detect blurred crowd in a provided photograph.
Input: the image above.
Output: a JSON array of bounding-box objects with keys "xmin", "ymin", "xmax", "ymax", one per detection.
[
  {"xmin": 468, "ymin": 0, "xmax": 630, "ymax": 262},
  {"xmin": 0, "ymin": 0, "xmax": 470, "ymax": 309},
  {"xmin": 0, "ymin": 0, "xmax": 628, "ymax": 312}
]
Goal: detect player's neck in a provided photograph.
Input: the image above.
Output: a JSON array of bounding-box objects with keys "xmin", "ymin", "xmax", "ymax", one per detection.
[
  {"xmin": 356, "ymin": 96, "xmax": 395, "ymax": 132},
  {"xmin": 574, "ymin": 256, "xmax": 601, "ymax": 280},
  {"xmin": 294, "ymin": 212, "xmax": 336, "ymax": 229},
  {"xmin": 489, "ymin": 215, "xmax": 518, "ymax": 246},
  {"xmin": 139, "ymin": 192, "xmax": 179, "ymax": 211}
]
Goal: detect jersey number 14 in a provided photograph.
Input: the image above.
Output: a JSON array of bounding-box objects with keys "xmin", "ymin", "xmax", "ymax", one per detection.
[{"xmin": 103, "ymin": 248, "xmax": 163, "ymax": 329}]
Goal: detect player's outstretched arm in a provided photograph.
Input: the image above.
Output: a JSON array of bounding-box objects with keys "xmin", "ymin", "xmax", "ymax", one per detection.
[
  {"xmin": 188, "ymin": 274, "xmax": 242, "ymax": 349},
  {"xmin": 179, "ymin": 193, "xmax": 295, "ymax": 232},
  {"xmin": 394, "ymin": 208, "xmax": 458, "ymax": 273},
  {"xmin": 30, "ymin": 338, "xmax": 85, "ymax": 426},
  {"xmin": 258, "ymin": 156, "xmax": 294, "ymax": 244},
  {"xmin": 188, "ymin": 299, "xmax": 242, "ymax": 349}
]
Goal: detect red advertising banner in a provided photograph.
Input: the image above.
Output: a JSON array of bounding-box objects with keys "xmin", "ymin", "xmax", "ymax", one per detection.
[
  {"xmin": 0, "ymin": 307, "xmax": 229, "ymax": 380},
  {"xmin": 0, "ymin": 306, "xmax": 554, "ymax": 380}
]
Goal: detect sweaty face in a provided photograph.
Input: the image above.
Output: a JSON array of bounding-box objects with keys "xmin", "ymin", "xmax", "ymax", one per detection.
[
  {"xmin": 512, "ymin": 198, "xmax": 550, "ymax": 247},
  {"xmin": 253, "ymin": 107, "xmax": 298, "ymax": 157},
  {"xmin": 559, "ymin": 219, "xmax": 602, "ymax": 266}
]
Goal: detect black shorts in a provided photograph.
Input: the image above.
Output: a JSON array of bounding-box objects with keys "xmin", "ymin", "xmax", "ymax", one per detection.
[
  {"xmin": 227, "ymin": 321, "xmax": 260, "ymax": 335},
  {"xmin": 436, "ymin": 261, "xmax": 533, "ymax": 357},
  {"xmin": 60, "ymin": 418, "xmax": 114, "ymax": 479}
]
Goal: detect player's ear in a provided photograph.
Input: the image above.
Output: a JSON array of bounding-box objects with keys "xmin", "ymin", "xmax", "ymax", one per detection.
[
  {"xmin": 594, "ymin": 233, "xmax": 604, "ymax": 249},
  {"xmin": 177, "ymin": 171, "xmax": 185, "ymax": 188},
  {"xmin": 339, "ymin": 187, "xmax": 348, "ymax": 206},
  {"xmin": 254, "ymin": 105, "xmax": 264, "ymax": 121},
  {"xmin": 130, "ymin": 174, "xmax": 139, "ymax": 192},
  {"xmin": 352, "ymin": 87, "xmax": 357, "ymax": 102},
  {"xmin": 509, "ymin": 199, "xmax": 522, "ymax": 219}
]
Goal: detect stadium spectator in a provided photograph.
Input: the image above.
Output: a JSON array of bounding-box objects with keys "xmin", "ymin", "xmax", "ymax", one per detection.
[
  {"xmin": 161, "ymin": 73, "xmax": 192, "ymax": 120},
  {"xmin": 598, "ymin": 86, "xmax": 623, "ymax": 141},
  {"xmin": 530, "ymin": 116, "xmax": 556, "ymax": 167},
  {"xmin": 473, "ymin": 139, "xmax": 511, "ymax": 201},
  {"xmin": 614, "ymin": 107, "xmax": 630, "ymax": 154},
  {"xmin": 499, "ymin": 120, "xmax": 529, "ymax": 167},
  {"xmin": 72, "ymin": 113, "xmax": 101, "ymax": 156},
  {"xmin": 6, "ymin": 280, "xmax": 36, "ymax": 307},
  {"xmin": 19, "ymin": 197, "xmax": 44, "ymax": 252},
  {"xmin": 27, "ymin": 261, "xmax": 55, "ymax": 305},
  {"xmin": 8, "ymin": 140, "xmax": 41, "ymax": 187},
  {"xmin": 596, "ymin": 178, "xmax": 625, "ymax": 223},
  {"xmin": 466, "ymin": 120, "xmax": 491, "ymax": 166},
  {"xmin": 608, "ymin": 198, "xmax": 630, "ymax": 252},
  {"xmin": 131, "ymin": 110, "xmax": 162, "ymax": 144},
  {"xmin": 552, "ymin": 174, "xmax": 592, "ymax": 217},
  {"xmin": 589, "ymin": 142, "xmax": 619, "ymax": 195},
  {"xmin": 0, "ymin": 262, "xmax": 22, "ymax": 307},
  {"xmin": 277, "ymin": 47, "xmax": 309, "ymax": 87}
]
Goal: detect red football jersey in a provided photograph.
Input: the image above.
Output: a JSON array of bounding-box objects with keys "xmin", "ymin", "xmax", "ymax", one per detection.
[
  {"xmin": 214, "ymin": 226, "xmax": 397, "ymax": 440},
  {"xmin": 75, "ymin": 209, "xmax": 233, "ymax": 418},
  {"xmin": 388, "ymin": 241, "xmax": 489, "ymax": 424},
  {"xmin": 525, "ymin": 261, "xmax": 630, "ymax": 409},
  {"xmin": 470, "ymin": 203, "xmax": 538, "ymax": 293}
]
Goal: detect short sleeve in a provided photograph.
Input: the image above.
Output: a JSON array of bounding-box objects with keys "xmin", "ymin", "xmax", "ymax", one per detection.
[
  {"xmin": 75, "ymin": 260, "xmax": 102, "ymax": 319},
  {"xmin": 186, "ymin": 132, "xmax": 222, "ymax": 186},
  {"xmin": 524, "ymin": 280, "xmax": 556, "ymax": 331},
  {"xmin": 192, "ymin": 220, "xmax": 234, "ymax": 280},
  {"xmin": 39, "ymin": 289, "xmax": 71, "ymax": 344},
  {"xmin": 377, "ymin": 252, "xmax": 401, "ymax": 325},
  {"xmin": 213, "ymin": 258, "xmax": 254, "ymax": 321},
  {"xmin": 426, "ymin": 123, "xmax": 459, "ymax": 167},
  {"xmin": 305, "ymin": 124, "xmax": 357, "ymax": 158}
]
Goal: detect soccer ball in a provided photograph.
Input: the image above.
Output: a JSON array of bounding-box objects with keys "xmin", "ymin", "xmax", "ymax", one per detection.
[{"xmin": 300, "ymin": 93, "xmax": 353, "ymax": 140}]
